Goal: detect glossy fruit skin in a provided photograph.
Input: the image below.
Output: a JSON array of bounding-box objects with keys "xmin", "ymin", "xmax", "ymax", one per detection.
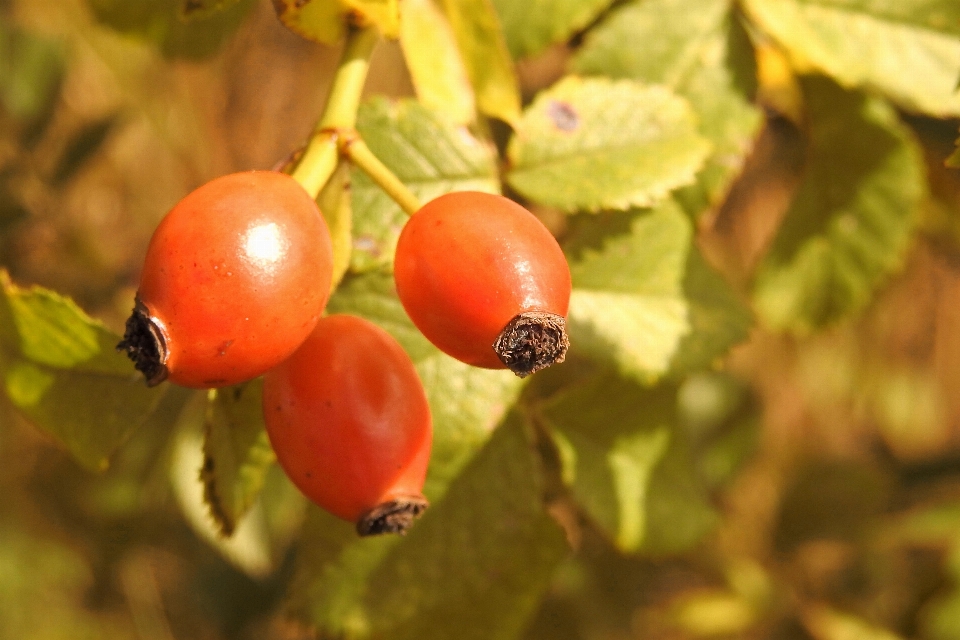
[
  {"xmin": 262, "ymin": 314, "xmax": 432, "ymax": 528},
  {"xmin": 136, "ymin": 171, "xmax": 333, "ymax": 388},
  {"xmin": 393, "ymin": 191, "xmax": 571, "ymax": 369}
]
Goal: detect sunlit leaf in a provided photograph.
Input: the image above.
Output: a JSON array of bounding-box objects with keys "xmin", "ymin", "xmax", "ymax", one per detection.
[
  {"xmin": 292, "ymin": 412, "xmax": 568, "ymax": 639},
  {"xmin": 574, "ymin": 0, "xmax": 762, "ymax": 215},
  {"xmin": 436, "ymin": 0, "xmax": 521, "ymax": 125},
  {"xmin": 491, "ymin": 0, "xmax": 615, "ymax": 60},
  {"xmin": 742, "ymin": 0, "xmax": 960, "ymax": 117},
  {"xmin": 670, "ymin": 246, "xmax": 752, "ymax": 374},
  {"xmin": 351, "ymin": 98, "xmax": 498, "ymax": 273},
  {"xmin": 399, "ymin": 0, "xmax": 475, "ymax": 125},
  {"xmin": 507, "ymin": 77, "xmax": 711, "ymax": 212},
  {"xmin": 541, "ymin": 372, "xmax": 717, "ymax": 554},
  {"xmin": 565, "ymin": 201, "xmax": 692, "ymax": 382},
  {"xmin": 171, "ymin": 393, "xmax": 306, "ymax": 578},
  {"xmin": 201, "ymin": 380, "xmax": 276, "ymax": 537},
  {"xmin": 0, "ymin": 273, "xmax": 162, "ymax": 471},
  {"xmin": 753, "ymin": 77, "xmax": 925, "ymax": 334},
  {"xmin": 273, "ymin": 0, "xmax": 400, "ymax": 44}
]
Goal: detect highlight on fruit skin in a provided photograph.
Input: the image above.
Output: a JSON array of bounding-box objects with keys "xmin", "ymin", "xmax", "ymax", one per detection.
[
  {"xmin": 261, "ymin": 314, "xmax": 433, "ymax": 536},
  {"xmin": 393, "ymin": 191, "xmax": 571, "ymax": 377},
  {"xmin": 118, "ymin": 170, "xmax": 334, "ymax": 389}
]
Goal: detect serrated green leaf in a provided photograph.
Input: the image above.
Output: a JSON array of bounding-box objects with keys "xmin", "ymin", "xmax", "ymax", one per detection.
[
  {"xmin": 318, "ymin": 161, "xmax": 353, "ymax": 291},
  {"xmin": 563, "ymin": 199, "xmax": 749, "ymax": 379},
  {"xmin": 326, "ymin": 269, "xmax": 524, "ymax": 496},
  {"xmin": 507, "ymin": 77, "xmax": 711, "ymax": 212},
  {"xmin": 491, "ymin": 0, "xmax": 616, "ymax": 60},
  {"xmin": 294, "ymin": 412, "xmax": 567, "ymax": 639},
  {"xmin": 669, "ymin": 246, "xmax": 752, "ymax": 374},
  {"xmin": 566, "ymin": 201, "xmax": 692, "ymax": 382},
  {"xmin": 399, "ymin": 0, "xmax": 475, "ymax": 125},
  {"xmin": 179, "ymin": 0, "xmax": 241, "ymax": 20},
  {"xmin": 753, "ymin": 77, "xmax": 924, "ymax": 334},
  {"xmin": 0, "ymin": 274, "xmax": 162, "ymax": 471},
  {"xmin": 201, "ymin": 380, "xmax": 276, "ymax": 537},
  {"xmin": 88, "ymin": 0, "xmax": 255, "ymax": 60},
  {"xmin": 742, "ymin": 0, "xmax": 960, "ymax": 117},
  {"xmin": 351, "ymin": 98, "xmax": 499, "ymax": 273},
  {"xmin": 541, "ymin": 372, "xmax": 717, "ymax": 554},
  {"xmin": 172, "ymin": 393, "xmax": 306, "ymax": 578},
  {"xmin": 273, "ymin": 0, "xmax": 399, "ymax": 44},
  {"xmin": 573, "ymin": 0, "xmax": 762, "ymax": 216},
  {"xmin": 437, "ymin": 0, "xmax": 521, "ymax": 125}
]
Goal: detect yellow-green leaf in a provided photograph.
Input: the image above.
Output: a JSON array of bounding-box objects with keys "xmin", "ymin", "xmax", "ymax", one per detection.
[
  {"xmin": 491, "ymin": 0, "xmax": 616, "ymax": 60},
  {"xmin": 742, "ymin": 0, "xmax": 960, "ymax": 117},
  {"xmin": 437, "ymin": 0, "xmax": 521, "ymax": 125},
  {"xmin": 273, "ymin": 0, "xmax": 400, "ymax": 44},
  {"xmin": 541, "ymin": 373, "xmax": 717, "ymax": 554},
  {"xmin": 201, "ymin": 380, "xmax": 276, "ymax": 537},
  {"xmin": 753, "ymin": 78, "xmax": 925, "ymax": 334},
  {"xmin": 0, "ymin": 274, "xmax": 162, "ymax": 471},
  {"xmin": 293, "ymin": 413, "xmax": 567, "ymax": 638},
  {"xmin": 573, "ymin": 0, "xmax": 762, "ymax": 215},
  {"xmin": 507, "ymin": 77, "xmax": 711, "ymax": 212},
  {"xmin": 399, "ymin": 0, "xmax": 475, "ymax": 125}
]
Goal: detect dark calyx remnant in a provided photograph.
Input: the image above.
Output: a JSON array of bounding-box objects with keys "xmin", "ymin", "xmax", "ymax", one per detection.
[
  {"xmin": 117, "ymin": 297, "xmax": 169, "ymax": 387},
  {"xmin": 493, "ymin": 311, "xmax": 569, "ymax": 378},
  {"xmin": 356, "ymin": 496, "xmax": 429, "ymax": 537}
]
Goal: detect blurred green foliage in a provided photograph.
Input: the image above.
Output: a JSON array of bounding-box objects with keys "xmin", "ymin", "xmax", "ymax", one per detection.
[{"xmin": 1, "ymin": 0, "xmax": 960, "ymax": 639}]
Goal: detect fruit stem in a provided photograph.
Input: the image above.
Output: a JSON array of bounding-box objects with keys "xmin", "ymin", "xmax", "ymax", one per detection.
[
  {"xmin": 290, "ymin": 130, "xmax": 339, "ymax": 199},
  {"xmin": 319, "ymin": 25, "xmax": 378, "ymax": 130},
  {"xmin": 341, "ymin": 134, "xmax": 422, "ymax": 216},
  {"xmin": 291, "ymin": 25, "xmax": 379, "ymax": 198}
]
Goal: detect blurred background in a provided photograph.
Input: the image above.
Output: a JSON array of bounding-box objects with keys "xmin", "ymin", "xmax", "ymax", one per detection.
[{"xmin": 3, "ymin": 0, "xmax": 960, "ymax": 638}]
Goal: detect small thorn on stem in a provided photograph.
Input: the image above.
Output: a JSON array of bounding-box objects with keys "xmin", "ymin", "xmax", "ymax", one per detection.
[
  {"xmin": 117, "ymin": 297, "xmax": 169, "ymax": 387},
  {"xmin": 493, "ymin": 311, "xmax": 569, "ymax": 378},
  {"xmin": 356, "ymin": 496, "xmax": 429, "ymax": 536}
]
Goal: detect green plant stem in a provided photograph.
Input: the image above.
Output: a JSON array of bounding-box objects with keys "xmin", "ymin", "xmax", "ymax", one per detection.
[
  {"xmin": 342, "ymin": 136, "xmax": 422, "ymax": 216},
  {"xmin": 291, "ymin": 131, "xmax": 339, "ymax": 199},
  {"xmin": 319, "ymin": 26, "xmax": 379, "ymax": 130},
  {"xmin": 291, "ymin": 26, "xmax": 379, "ymax": 198}
]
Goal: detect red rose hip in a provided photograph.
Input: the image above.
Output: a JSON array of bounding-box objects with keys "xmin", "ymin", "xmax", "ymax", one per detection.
[
  {"xmin": 393, "ymin": 191, "xmax": 571, "ymax": 376},
  {"xmin": 119, "ymin": 170, "xmax": 334, "ymax": 388},
  {"xmin": 262, "ymin": 314, "xmax": 432, "ymax": 535}
]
